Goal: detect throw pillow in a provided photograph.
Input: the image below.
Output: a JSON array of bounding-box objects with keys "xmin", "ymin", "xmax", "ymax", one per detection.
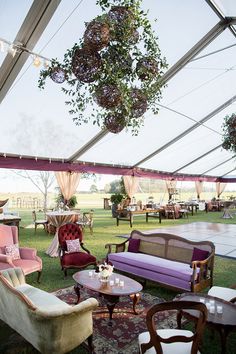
[
  {"xmin": 5, "ymin": 244, "xmax": 20, "ymax": 260},
  {"xmin": 66, "ymin": 239, "xmax": 81, "ymax": 253},
  {"xmin": 191, "ymin": 247, "xmax": 209, "ymax": 262},
  {"xmin": 128, "ymin": 238, "xmax": 140, "ymax": 253}
]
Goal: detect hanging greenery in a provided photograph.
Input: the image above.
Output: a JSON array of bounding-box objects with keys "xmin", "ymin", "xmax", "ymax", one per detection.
[
  {"xmin": 222, "ymin": 113, "xmax": 236, "ymax": 153},
  {"xmin": 38, "ymin": 0, "xmax": 168, "ymax": 135}
]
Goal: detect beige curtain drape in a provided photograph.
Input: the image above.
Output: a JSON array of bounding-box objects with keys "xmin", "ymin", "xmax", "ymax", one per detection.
[
  {"xmin": 55, "ymin": 171, "xmax": 81, "ymax": 202},
  {"xmin": 195, "ymin": 181, "xmax": 204, "ymax": 199},
  {"xmin": 216, "ymin": 182, "xmax": 227, "ymax": 198},
  {"xmin": 165, "ymin": 179, "xmax": 177, "ymax": 200},
  {"xmin": 123, "ymin": 176, "xmax": 139, "ymax": 198}
]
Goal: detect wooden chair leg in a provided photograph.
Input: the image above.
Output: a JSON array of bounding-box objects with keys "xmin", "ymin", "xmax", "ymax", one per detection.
[
  {"xmin": 87, "ymin": 334, "xmax": 95, "ymax": 354},
  {"xmin": 37, "ymin": 271, "xmax": 42, "ymax": 283}
]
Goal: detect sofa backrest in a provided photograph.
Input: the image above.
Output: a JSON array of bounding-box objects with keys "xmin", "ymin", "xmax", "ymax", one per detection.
[
  {"xmin": 0, "ymin": 270, "xmax": 36, "ymax": 310},
  {"xmin": 130, "ymin": 230, "xmax": 214, "ymax": 264}
]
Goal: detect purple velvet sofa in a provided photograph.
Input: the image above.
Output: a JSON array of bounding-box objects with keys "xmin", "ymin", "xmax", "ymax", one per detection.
[{"xmin": 106, "ymin": 230, "xmax": 215, "ymax": 292}]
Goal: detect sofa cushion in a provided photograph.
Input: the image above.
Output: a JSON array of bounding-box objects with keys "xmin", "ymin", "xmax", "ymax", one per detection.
[
  {"xmin": 109, "ymin": 252, "xmax": 195, "ymax": 282},
  {"xmin": 62, "ymin": 251, "xmax": 96, "ymax": 267},
  {"xmin": 191, "ymin": 247, "xmax": 209, "ymax": 262},
  {"xmin": 128, "ymin": 238, "xmax": 140, "ymax": 253},
  {"xmin": 13, "ymin": 259, "xmax": 41, "ymax": 274},
  {"xmin": 16, "ymin": 284, "xmax": 70, "ymax": 312}
]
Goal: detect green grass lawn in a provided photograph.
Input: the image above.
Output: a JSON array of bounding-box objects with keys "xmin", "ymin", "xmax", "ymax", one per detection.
[{"xmin": 3, "ymin": 208, "xmax": 236, "ymax": 353}]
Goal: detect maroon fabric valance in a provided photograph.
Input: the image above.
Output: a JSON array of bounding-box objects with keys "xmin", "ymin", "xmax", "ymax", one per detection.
[{"xmin": 0, "ymin": 155, "xmax": 233, "ymax": 182}]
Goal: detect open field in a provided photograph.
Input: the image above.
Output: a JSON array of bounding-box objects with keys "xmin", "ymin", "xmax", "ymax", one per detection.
[{"xmin": 1, "ymin": 191, "xmax": 236, "ymax": 210}]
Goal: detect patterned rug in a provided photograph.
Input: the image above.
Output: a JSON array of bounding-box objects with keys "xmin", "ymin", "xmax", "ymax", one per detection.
[
  {"xmin": 0, "ymin": 287, "xmax": 176, "ymax": 354},
  {"xmin": 55, "ymin": 286, "xmax": 176, "ymax": 354}
]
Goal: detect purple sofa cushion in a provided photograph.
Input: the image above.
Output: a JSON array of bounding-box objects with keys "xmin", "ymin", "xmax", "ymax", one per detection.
[
  {"xmin": 108, "ymin": 252, "xmax": 196, "ymax": 282},
  {"xmin": 128, "ymin": 238, "xmax": 140, "ymax": 253},
  {"xmin": 191, "ymin": 247, "xmax": 209, "ymax": 262}
]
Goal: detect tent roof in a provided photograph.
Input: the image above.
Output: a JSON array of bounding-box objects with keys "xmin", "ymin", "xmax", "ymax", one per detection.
[{"xmin": 1, "ymin": 0, "xmax": 236, "ymax": 182}]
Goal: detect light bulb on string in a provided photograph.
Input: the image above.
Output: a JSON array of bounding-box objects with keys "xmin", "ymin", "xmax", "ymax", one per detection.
[{"xmin": 33, "ymin": 55, "xmax": 41, "ymax": 67}]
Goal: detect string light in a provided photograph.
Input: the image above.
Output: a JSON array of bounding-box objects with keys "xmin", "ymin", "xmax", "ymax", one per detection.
[
  {"xmin": 0, "ymin": 36, "xmax": 51, "ymax": 68},
  {"xmin": 32, "ymin": 55, "xmax": 41, "ymax": 67}
]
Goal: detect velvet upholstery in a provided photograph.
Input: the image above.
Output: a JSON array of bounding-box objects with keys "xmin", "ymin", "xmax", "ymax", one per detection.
[
  {"xmin": 0, "ymin": 267, "xmax": 98, "ymax": 354},
  {"xmin": 128, "ymin": 238, "xmax": 140, "ymax": 253},
  {"xmin": 0, "ymin": 225, "xmax": 42, "ymax": 281},
  {"xmin": 58, "ymin": 223, "xmax": 96, "ymax": 277}
]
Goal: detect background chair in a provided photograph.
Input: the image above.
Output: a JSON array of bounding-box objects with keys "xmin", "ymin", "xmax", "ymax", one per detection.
[
  {"xmin": 139, "ymin": 300, "xmax": 207, "ymax": 354},
  {"xmin": 208, "ymin": 285, "xmax": 236, "ymax": 303},
  {"xmin": 0, "ymin": 225, "xmax": 42, "ymax": 282},
  {"xmin": 77, "ymin": 210, "xmax": 94, "ymax": 235},
  {"xmin": 32, "ymin": 210, "xmax": 48, "ymax": 233},
  {"xmin": 58, "ymin": 223, "xmax": 97, "ymax": 277}
]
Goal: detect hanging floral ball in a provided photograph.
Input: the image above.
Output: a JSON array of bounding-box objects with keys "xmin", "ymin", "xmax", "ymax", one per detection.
[
  {"xmin": 222, "ymin": 139, "xmax": 231, "ymax": 150},
  {"xmin": 136, "ymin": 56, "xmax": 159, "ymax": 81},
  {"xmin": 104, "ymin": 112, "xmax": 126, "ymax": 133},
  {"xmin": 84, "ymin": 20, "xmax": 110, "ymax": 51},
  {"xmin": 131, "ymin": 88, "xmax": 148, "ymax": 118},
  {"xmin": 94, "ymin": 84, "xmax": 122, "ymax": 108},
  {"xmin": 72, "ymin": 48, "xmax": 101, "ymax": 83},
  {"xmin": 108, "ymin": 6, "xmax": 135, "ymax": 41},
  {"xmin": 222, "ymin": 113, "xmax": 236, "ymax": 152},
  {"xmin": 50, "ymin": 67, "xmax": 66, "ymax": 83},
  {"xmin": 108, "ymin": 6, "xmax": 133, "ymax": 24}
]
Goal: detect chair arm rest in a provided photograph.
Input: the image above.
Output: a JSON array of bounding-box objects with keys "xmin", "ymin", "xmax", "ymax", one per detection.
[
  {"xmin": 19, "ymin": 247, "xmax": 37, "ymax": 259},
  {"xmin": 34, "ymin": 297, "xmax": 99, "ymax": 318},
  {"xmin": 81, "ymin": 243, "xmax": 90, "ymax": 254},
  {"xmin": 105, "ymin": 239, "xmax": 129, "ymax": 254},
  {"xmin": 0, "ymin": 253, "xmax": 14, "ymax": 265}
]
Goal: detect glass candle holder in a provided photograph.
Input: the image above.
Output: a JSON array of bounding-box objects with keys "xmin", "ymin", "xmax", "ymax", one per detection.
[
  {"xmin": 217, "ymin": 305, "xmax": 223, "ymax": 314},
  {"xmin": 119, "ymin": 280, "xmax": 124, "ymax": 287}
]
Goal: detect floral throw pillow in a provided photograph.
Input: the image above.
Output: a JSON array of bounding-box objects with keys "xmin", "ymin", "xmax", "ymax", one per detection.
[
  {"xmin": 5, "ymin": 244, "xmax": 20, "ymax": 260},
  {"xmin": 66, "ymin": 239, "xmax": 81, "ymax": 253}
]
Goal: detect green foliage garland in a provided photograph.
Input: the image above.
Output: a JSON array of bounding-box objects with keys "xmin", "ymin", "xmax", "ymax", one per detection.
[
  {"xmin": 38, "ymin": 0, "xmax": 168, "ymax": 135},
  {"xmin": 222, "ymin": 113, "xmax": 236, "ymax": 153}
]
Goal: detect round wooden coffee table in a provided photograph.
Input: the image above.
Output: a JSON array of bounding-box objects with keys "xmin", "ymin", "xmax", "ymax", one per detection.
[
  {"xmin": 174, "ymin": 292, "xmax": 236, "ymax": 354},
  {"xmin": 73, "ymin": 270, "xmax": 143, "ymax": 325}
]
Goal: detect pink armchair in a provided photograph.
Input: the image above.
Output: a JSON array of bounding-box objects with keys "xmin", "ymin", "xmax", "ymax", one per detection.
[{"xmin": 0, "ymin": 225, "xmax": 42, "ymax": 282}]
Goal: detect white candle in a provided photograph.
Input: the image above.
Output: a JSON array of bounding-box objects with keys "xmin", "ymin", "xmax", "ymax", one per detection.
[
  {"xmin": 119, "ymin": 280, "xmax": 124, "ymax": 287},
  {"xmin": 109, "ymin": 280, "xmax": 114, "ymax": 286},
  {"xmin": 115, "ymin": 278, "xmax": 119, "ymax": 284},
  {"xmin": 217, "ymin": 305, "xmax": 223, "ymax": 314},
  {"xmin": 209, "ymin": 305, "xmax": 215, "ymax": 314}
]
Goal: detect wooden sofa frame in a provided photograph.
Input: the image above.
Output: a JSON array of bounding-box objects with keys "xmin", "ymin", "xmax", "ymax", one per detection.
[{"xmin": 105, "ymin": 230, "xmax": 215, "ymax": 293}]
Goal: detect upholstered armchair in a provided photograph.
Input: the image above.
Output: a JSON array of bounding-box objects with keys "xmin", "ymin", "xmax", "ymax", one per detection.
[
  {"xmin": 0, "ymin": 225, "xmax": 42, "ymax": 282},
  {"xmin": 0, "ymin": 267, "xmax": 98, "ymax": 354},
  {"xmin": 58, "ymin": 223, "xmax": 97, "ymax": 277}
]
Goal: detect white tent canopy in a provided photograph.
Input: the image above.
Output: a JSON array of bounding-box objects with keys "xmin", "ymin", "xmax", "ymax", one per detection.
[{"xmin": 1, "ymin": 0, "xmax": 236, "ymax": 181}]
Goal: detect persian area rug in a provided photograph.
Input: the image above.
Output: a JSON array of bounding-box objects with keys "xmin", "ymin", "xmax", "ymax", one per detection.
[
  {"xmin": 55, "ymin": 286, "xmax": 176, "ymax": 354},
  {"xmin": 0, "ymin": 287, "xmax": 176, "ymax": 354}
]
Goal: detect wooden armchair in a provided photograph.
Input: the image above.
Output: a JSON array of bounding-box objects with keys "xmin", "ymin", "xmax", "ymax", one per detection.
[
  {"xmin": 139, "ymin": 301, "xmax": 207, "ymax": 354},
  {"xmin": 77, "ymin": 210, "xmax": 94, "ymax": 235}
]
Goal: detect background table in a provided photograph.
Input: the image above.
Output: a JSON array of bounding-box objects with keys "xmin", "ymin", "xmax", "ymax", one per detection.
[
  {"xmin": 0, "ymin": 214, "xmax": 21, "ymax": 230},
  {"xmin": 45, "ymin": 211, "xmax": 80, "ymax": 257}
]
